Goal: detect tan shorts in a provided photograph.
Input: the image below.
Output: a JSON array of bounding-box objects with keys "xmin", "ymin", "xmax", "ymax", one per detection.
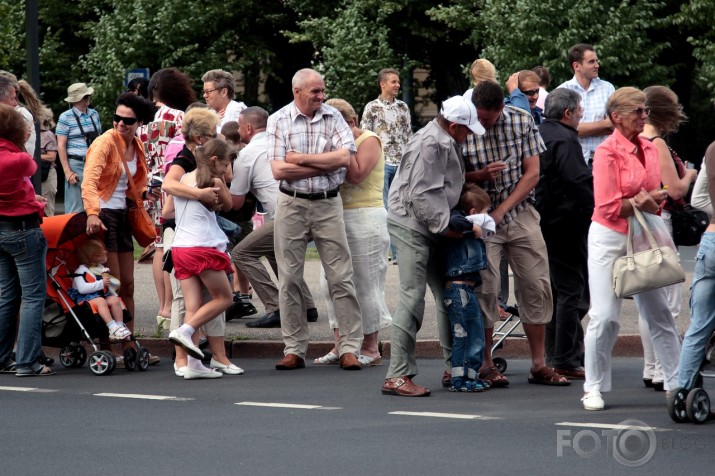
[{"xmin": 476, "ymin": 204, "xmax": 553, "ymax": 328}]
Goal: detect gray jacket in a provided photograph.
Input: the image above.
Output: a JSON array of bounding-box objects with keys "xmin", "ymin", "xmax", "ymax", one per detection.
[{"xmin": 387, "ymin": 119, "xmax": 465, "ymax": 240}]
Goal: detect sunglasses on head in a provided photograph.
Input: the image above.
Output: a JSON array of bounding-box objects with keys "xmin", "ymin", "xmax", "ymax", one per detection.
[
  {"xmin": 520, "ymin": 89, "xmax": 539, "ymax": 97},
  {"xmin": 113, "ymin": 114, "xmax": 137, "ymax": 125}
]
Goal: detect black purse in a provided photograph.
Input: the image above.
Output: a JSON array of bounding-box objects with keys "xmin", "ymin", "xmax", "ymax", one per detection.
[
  {"xmin": 670, "ymin": 203, "xmax": 708, "ymax": 247},
  {"xmin": 161, "ymin": 248, "xmax": 174, "ymax": 272}
]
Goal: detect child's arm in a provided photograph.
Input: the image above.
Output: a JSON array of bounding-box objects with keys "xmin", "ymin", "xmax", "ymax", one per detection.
[
  {"xmin": 472, "ymin": 224, "xmax": 483, "ymax": 239},
  {"xmin": 72, "ymin": 266, "xmax": 105, "ymax": 294},
  {"xmin": 215, "ymin": 177, "xmax": 232, "ymax": 212}
]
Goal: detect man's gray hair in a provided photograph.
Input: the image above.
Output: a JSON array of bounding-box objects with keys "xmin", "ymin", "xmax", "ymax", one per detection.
[
  {"xmin": 543, "ymin": 88, "xmax": 581, "ymax": 120},
  {"xmin": 0, "ymin": 75, "xmax": 17, "ymax": 100},
  {"xmin": 292, "ymin": 68, "xmax": 321, "ymax": 89},
  {"xmin": 240, "ymin": 106, "xmax": 269, "ymax": 129}
]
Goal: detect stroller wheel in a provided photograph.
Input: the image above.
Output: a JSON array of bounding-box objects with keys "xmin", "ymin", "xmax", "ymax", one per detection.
[
  {"xmin": 493, "ymin": 357, "xmax": 508, "ymax": 374},
  {"xmin": 123, "ymin": 348, "xmax": 138, "ymax": 371},
  {"xmin": 73, "ymin": 345, "xmax": 87, "ymax": 368},
  {"xmin": 136, "ymin": 348, "xmax": 150, "ymax": 371},
  {"xmin": 89, "ymin": 351, "xmax": 115, "ymax": 376},
  {"xmin": 686, "ymin": 388, "xmax": 710, "ymax": 424},
  {"xmin": 667, "ymin": 387, "xmax": 689, "ymax": 423},
  {"xmin": 59, "ymin": 346, "xmax": 77, "ymax": 368}
]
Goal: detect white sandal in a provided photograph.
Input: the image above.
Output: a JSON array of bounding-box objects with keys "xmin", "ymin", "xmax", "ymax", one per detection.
[
  {"xmin": 358, "ymin": 355, "xmax": 383, "ymax": 366},
  {"xmin": 313, "ymin": 351, "xmax": 339, "ymax": 365}
]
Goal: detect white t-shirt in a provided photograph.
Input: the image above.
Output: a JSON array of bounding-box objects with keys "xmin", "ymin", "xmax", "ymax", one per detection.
[
  {"xmin": 101, "ymin": 152, "xmax": 137, "ymax": 210},
  {"xmin": 229, "ymin": 131, "xmax": 279, "ymax": 218},
  {"xmin": 465, "ymin": 213, "xmax": 496, "ymax": 237},
  {"xmin": 172, "ymin": 176, "xmax": 228, "ymax": 251},
  {"xmin": 218, "ymin": 100, "xmax": 247, "ymax": 133}
]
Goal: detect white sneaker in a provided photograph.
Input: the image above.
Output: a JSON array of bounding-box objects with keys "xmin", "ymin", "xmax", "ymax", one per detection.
[
  {"xmin": 173, "ymin": 363, "xmax": 187, "ymax": 377},
  {"xmin": 582, "ymin": 391, "xmax": 605, "ymax": 411},
  {"xmin": 168, "ymin": 330, "xmax": 204, "ymax": 360},
  {"xmin": 210, "ymin": 358, "xmax": 244, "ymax": 375},
  {"xmin": 109, "ymin": 325, "xmax": 130, "ymax": 341},
  {"xmin": 183, "ymin": 366, "xmax": 222, "ymax": 380}
]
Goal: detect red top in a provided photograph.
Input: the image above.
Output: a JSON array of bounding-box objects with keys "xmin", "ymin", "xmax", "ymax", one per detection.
[
  {"xmin": 0, "ymin": 138, "xmax": 44, "ymax": 217},
  {"xmin": 592, "ymin": 128, "xmax": 661, "ymax": 235}
]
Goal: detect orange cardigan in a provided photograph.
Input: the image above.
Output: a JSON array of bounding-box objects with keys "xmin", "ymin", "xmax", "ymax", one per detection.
[{"xmin": 81, "ymin": 129, "xmax": 148, "ymax": 217}]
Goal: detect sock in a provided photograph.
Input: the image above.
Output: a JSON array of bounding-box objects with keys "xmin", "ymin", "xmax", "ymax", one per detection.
[
  {"xmin": 187, "ymin": 355, "xmax": 209, "ymax": 371},
  {"xmin": 107, "ymin": 320, "xmax": 118, "ymax": 330},
  {"xmin": 178, "ymin": 324, "xmax": 195, "ymax": 337}
]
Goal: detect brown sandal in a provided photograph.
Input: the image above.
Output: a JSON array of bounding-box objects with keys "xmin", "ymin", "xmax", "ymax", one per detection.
[
  {"xmin": 479, "ymin": 366, "xmax": 509, "ymax": 387},
  {"xmin": 528, "ymin": 366, "xmax": 571, "ymax": 386}
]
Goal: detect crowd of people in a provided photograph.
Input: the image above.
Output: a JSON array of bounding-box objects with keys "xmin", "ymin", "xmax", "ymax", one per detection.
[{"xmin": 1, "ymin": 41, "xmax": 714, "ymax": 414}]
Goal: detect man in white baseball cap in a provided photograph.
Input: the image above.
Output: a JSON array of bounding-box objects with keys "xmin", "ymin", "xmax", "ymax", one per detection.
[{"xmin": 381, "ymin": 95, "xmax": 484, "ymax": 397}]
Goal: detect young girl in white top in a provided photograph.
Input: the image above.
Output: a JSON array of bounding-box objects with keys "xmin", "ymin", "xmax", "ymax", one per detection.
[
  {"xmin": 70, "ymin": 239, "xmax": 130, "ymax": 341},
  {"xmin": 167, "ymin": 138, "xmax": 235, "ymax": 378}
]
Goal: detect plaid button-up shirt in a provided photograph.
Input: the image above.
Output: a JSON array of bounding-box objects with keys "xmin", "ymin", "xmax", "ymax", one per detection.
[
  {"xmin": 557, "ymin": 76, "xmax": 615, "ymax": 163},
  {"xmin": 462, "ymin": 105, "xmax": 546, "ymax": 227},
  {"xmin": 267, "ymin": 102, "xmax": 356, "ymax": 193}
]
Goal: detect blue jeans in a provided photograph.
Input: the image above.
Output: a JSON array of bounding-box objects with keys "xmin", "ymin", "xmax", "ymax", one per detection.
[
  {"xmin": 64, "ymin": 158, "xmax": 85, "ymax": 213},
  {"xmin": 0, "ymin": 228, "xmax": 47, "ymax": 370},
  {"xmin": 445, "ymin": 282, "xmax": 485, "ymax": 382},
  {"xmin": 383, "ymin": 163, "xmax": 398, "ymax": 260},
  {"xmin": 679, "ymin": 232, "xmax": 715, "ymax": 389}
]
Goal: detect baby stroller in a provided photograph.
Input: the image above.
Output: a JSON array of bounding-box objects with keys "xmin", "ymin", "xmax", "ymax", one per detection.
[
  {"xmin": 667, "ymin": 331, "xmax": 715, "ymax": 424},
  {"xmin": 41, "ymin": 213, "xmax": 150, "ymax": 375},
  {"xmin": 491, "ymin": 304, "xmax": 525, "ymax": 373}
]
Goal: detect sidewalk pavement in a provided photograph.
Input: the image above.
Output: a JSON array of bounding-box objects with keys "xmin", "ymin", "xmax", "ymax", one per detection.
[{"xmin": 108, "ymin": 246, "xmax": 696, "ymax": 362}]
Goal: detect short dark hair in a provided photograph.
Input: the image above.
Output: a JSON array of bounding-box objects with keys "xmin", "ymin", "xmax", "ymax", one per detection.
[
  {"xmin": 568, "ymin": 43, "xmax": 595, "ymax": 68},
  {"xmin": 378, "ymin": 68, "xmax": 399, "ymax": 88},
  {"xmin": 532, "ymin": 66, "xmax": 551, "ymax": 88},
  {"xmin": 127, "ymin": 77, "xmax": 149, "ymax": 98},
  {"xmin": 543, "ymin": 88, "xmax": 581, "ymax": 120},
  {"xmin": 239, "ymin": 106, "xmax": 269, "ymax": 129},
  {"xmin": 220, "ymin": 121, "xmax": 240, "ymax": 145},
  {"xmin": 116, "ymin": 92, "xmax": 156, "ymax": 123},
  {"xmin": 459, "ymin": 183, "xmax": 491, "ymax": 213},
  {"xmin": 148, "ymin": 68, "xmax": 197, "ymax": 111},
  {"xmin": 472, "ymin": 80, "xmax": 504, "ymax": 111}
]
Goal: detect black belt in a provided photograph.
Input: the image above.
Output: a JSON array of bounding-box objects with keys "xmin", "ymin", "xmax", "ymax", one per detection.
[
  {"xmin": 279, "ymin": 186, "xmax": 339, "ymax": 200},
  {"xmin": 68, "ymin": 154, "xmax": 85, "ymax": 161},
  {"xmin": 0, "ymin": 214, "xmax": 41, "ymax": 232}
]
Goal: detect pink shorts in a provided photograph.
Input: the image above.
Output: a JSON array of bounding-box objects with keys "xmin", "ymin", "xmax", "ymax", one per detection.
[{"xmin": 171, "ymin": 247, "xmax": 232, "ymax": 280}]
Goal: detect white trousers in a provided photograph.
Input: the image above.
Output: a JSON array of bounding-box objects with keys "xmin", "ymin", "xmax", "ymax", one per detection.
[{"xmin": 584, "ymin": 222, "xmax": 681, "ymax": 393}]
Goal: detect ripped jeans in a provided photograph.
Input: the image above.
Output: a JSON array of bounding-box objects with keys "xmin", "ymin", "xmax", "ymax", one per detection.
[{"xmin": 444, "ymin": 281, "xmax": 485, "ymax": 382}]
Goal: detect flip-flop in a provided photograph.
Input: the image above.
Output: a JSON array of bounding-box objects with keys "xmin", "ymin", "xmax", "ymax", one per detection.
[
  {"xmin": 0, "ymin": 361, "xmax": 16, "ymax": 373},
  {"xmin": 16, "ymin": 365, "xmax": 55, "ymax": 377},
  {"xmin": 528, "ymin": 366, "xmax": 571, "ymax": 386},
  {"xmin": 314, "ymin": 351, "xmax": 339, "ymax": 365}
]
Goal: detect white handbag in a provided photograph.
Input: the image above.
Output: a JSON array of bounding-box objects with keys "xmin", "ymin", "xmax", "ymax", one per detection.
[{"xmin": 612, "ymin": 204, "xmax": 685, "ymax": 298}]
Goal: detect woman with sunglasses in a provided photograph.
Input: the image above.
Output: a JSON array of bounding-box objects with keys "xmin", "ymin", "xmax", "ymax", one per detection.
[
  {"xmin": 82, "ymin": 93, "xmax": 156, "ymax": 347},
  {"xmin": 581, "ymin": 87, "xmax": 681, "ymax": 411},
  {"xmin": 634, "ymin": 86, "xmax": 698, "ymax": 391}
]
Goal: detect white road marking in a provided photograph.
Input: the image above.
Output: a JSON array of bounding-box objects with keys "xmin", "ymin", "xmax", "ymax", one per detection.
[
  {"xmin": 236, "ymin": 402, "xmax": 342, "ymax": 410},
  {"xmin": 94, "ymin": 393, "xmax": 193, "ymax": 401},
  {"xmin": 389, "ymin": 411, "xmax": 499, "ymax": 420},
  {"xmin": 0, "ymin": 386, "xmax": 57, "ymax": 393},
  {"xmin": 556, "ymin": 422, "xmax": 669, "ymax": 432}
]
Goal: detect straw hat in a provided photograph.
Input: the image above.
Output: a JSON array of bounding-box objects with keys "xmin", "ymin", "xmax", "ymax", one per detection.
[{"xmin": 65, "ymin": 83, "xmax": 94, "ymax": 103}]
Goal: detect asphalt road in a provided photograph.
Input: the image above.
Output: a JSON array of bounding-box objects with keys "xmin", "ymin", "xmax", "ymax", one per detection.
[{"xmin": 2, "ymin": 358, "xmax": 713, "ymax": 475}]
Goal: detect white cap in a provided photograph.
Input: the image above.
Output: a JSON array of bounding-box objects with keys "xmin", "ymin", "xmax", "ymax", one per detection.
[{"xmin": 440, "ymin": 96, "xmax": 485, "ymax": 135}]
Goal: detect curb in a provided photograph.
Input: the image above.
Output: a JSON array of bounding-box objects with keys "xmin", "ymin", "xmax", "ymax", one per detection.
[{"xmin": 45, "ymin": 335, "xmax": 645, "ymax": 361}]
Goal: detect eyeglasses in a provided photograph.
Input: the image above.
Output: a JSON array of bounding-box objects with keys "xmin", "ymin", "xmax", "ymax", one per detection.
[
  {"xmin": 627, "ymin": 107, "xmax": 651, "ymax": 117},
  {"xmin": 202, "ymin": 87, "xmax": 223, "ymax": 96},
  {"xmin": 520, "ymin": 89, "xmax": 539, "ymax": 97},
  {"xmin": 113, "ymin": 114, "xmax": 138, "ymax": 125}
]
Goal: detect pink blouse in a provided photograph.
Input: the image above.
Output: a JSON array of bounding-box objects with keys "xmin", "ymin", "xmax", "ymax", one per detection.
[{"xmin": 592, "ymin": 128, "xmax": 661, "ymax": 234}]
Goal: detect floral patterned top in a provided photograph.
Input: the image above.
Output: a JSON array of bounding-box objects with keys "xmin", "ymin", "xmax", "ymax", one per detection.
[{"xmin": 360, "ymin": 96, "xmax": 412, "ymax": 166}]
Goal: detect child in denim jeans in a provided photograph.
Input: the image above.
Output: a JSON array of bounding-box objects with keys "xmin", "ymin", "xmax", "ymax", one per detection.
[{"xmin": 443, "ymin": 183, "xmax": 493, "ymax": 392}]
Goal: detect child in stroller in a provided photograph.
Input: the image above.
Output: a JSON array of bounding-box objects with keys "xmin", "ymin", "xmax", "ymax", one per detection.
[{"xmin": 69, "ymin": 239, "xmax": 131, "ymax": 342}]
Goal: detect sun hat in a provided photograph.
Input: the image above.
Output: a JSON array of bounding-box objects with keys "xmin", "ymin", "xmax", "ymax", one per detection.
[
  {"xmin": 440, "ymin": 96, "xmax": 485, "ymax": 135},
  {"xmin": 65, "ymin": 83, "xmax": 94, "ymax": 103}
]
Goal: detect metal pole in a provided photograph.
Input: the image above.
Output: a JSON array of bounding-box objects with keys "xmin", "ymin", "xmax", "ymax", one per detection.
[{"xmin": 26, "ymin": 0, "xmax": 41, "ymax": 193}]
